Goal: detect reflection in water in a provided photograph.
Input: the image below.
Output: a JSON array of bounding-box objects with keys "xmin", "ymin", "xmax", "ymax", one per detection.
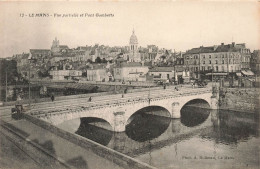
[
  {"xmin": 75, "ymin": 118, "xmax": 113, "ymax": 146},
  {"xmin": 181, "ymin": 106, "xmax": 210, "ymax": 127},
  {"xmin": 207, "ymin": 110, "xmax": 259, "ymax": 144},
  {"xmin": 66, "ymin": 105, "xmax": 259, "ymax": 169},
  {"xmin": 126, "ymin": 113, "xmax": 171, "ymax": 142}
]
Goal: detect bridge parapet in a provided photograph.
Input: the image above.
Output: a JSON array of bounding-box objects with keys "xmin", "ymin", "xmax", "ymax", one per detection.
[
  {"xmin": 29, "ymin": 88, "xmax": 217, "ymax": 132},
  {"xmin": 30, "ymin": 89, "xmax": 212, "ymax": 117}
]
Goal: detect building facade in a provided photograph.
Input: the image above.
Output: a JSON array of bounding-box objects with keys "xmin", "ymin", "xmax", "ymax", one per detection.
[
  {"xmin": 49, "ymin": 69, "xmax": 82, "ymax": 80},
  {"xmin": 113, "ymin": 62, "xmax": 149, "ymax": 81},
  {"xmin": 184, "ymin": 42, "xmax": 247, "ymax": 79}
]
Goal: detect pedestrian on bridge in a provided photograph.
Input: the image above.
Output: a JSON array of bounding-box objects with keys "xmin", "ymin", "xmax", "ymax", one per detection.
[{"xmin": 51, "ymin": 95, "xmax": 55, "ymax": 102}]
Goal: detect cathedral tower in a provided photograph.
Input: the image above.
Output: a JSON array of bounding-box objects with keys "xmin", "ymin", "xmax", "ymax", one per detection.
[
  {"xmin": 51, "ymin": 37, "xmax": 60, "ymax": 53},
  {"xmin": 129, "ymin": 29, "xmax": 138, "ymax": 54}
]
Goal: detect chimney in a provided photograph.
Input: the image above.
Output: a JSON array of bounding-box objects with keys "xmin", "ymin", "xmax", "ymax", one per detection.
[
  {"xmin": 221, "ymin": 43, "xmax": 224, "ymax": 46},
  {"xmin": 232, "ymin": 42, "xmax": 235, "ymax": 47}
]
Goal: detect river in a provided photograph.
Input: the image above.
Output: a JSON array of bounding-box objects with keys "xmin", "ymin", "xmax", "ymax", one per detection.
[{"xmin": 58, "ymin": 103, "xmax": 259, "ymax": 169}]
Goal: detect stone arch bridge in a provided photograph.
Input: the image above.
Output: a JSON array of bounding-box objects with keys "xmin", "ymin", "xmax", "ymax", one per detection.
[{"xmin": 29, "ymin": 88, "xmax": 218, "ymax": 132}]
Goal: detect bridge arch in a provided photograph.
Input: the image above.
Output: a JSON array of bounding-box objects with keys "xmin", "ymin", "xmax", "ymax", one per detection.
[
  {"xmin": 180, "ymin": 98, "xmax": 211, "ymax": 110},
  {"xmin": 180, "ymin": 98, "xmax": 211, "ymax": 127},
  {"xmin": 76, "ymin": 117, "xmax": 113, "ymax": 146},
  {"xmin": 126, "ymin": 105, "xmax": 171, "ymax": 124}
]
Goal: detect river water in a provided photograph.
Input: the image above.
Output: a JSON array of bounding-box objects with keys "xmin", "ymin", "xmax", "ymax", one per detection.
[{"xmin": 58, "ymin": 104, "xmax": 259, "ymax": 169}]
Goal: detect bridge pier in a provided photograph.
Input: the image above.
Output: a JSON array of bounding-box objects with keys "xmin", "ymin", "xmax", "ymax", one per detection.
[
  {"xmin": 210, "ymin": 96, "xmax": 219, "ymax": 109},
  {"xmin": 113, "ymin": 111, "xmax": 126, "ymax": 132},
  {"xmin": 171, "ymin": 102, "xmax": 181, "ymax": 118}
]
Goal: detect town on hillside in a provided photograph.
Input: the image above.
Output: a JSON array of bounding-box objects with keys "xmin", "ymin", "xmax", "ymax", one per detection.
[{"xmin": 1, "ymin": 29, "xmax": 259, "ymax": 102}]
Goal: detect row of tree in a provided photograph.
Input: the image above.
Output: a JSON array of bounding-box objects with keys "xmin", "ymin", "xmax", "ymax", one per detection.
[{"xmin": 0, "ymin": 59, "xmax": 29, "ymax": 86}]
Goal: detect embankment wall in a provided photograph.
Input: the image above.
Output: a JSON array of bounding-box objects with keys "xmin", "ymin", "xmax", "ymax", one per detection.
[
  {"xmin": 219, "ymin": 88, "xmax": 260, "ymax": 113},
  {"xmin": 23, "ymin": 114, "xmax": 156, "ymax": 169}
]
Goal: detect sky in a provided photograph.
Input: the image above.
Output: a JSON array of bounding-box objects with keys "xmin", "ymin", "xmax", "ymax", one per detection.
[{"xmin": 0, "ymin": 1, "xmax": 259, "ymax": 58}]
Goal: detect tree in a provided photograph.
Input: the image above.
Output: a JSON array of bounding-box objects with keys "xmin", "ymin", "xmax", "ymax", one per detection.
[
  {"xmin": 95, "ymin": 57, "xmax": 102, "ymax": 63},
  {"xmin": 0, "ymin": 59, "xmax": 19, "ymax": 85},
  {"xmin": 102, "ymin": 58, "xmax": 107, "ymax": 63},
  {"xmin": 87, "ymin": 59, "xmax": 92, "ymax": 63},
  {"xmin": 38, "ymin": 69, "xmax": 50, "ymax": 78},
  {"xmin": 160, "ymin": 55, "xmax": 166, "ymax": 60}
]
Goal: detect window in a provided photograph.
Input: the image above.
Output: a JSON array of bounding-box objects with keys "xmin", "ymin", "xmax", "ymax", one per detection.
[
  {"xmin": 209, "ymin": 60, "xmax": 211, "ymax": 64},
  {"xmin": 215, "ymin": 60, "xmax": 218, "ymax": 64},
  {"xmin": 208, "ymin": 66, "xmax": 211, "ymax": 70},
  {"xmin": 222, "ymin": 54, "xmax": 224, "ymax": 58},
  {"xmin": 222, "ymin": 60, "xmax": 224, "ymax": 64},
  {"xmin": 209, "ymin": 55, "xmax": 211, "ymax": 59},
  {"xmin": 216, "ymin": 66, "xmax": 218, "ymax": 72},
  {"xmin": 203, "ymin": 61, "xmax": 205, "ymax": 64},
  {"xmin": 215, "ymin": 55, "xmax": 218, "ymax": 58},
  {"xmin": 186, "ymin": 56, "xmax": 189, "ymax": 59},
  {"xmin": 202, "ymin": 55, "xmax": 205, "ymax": 59}
]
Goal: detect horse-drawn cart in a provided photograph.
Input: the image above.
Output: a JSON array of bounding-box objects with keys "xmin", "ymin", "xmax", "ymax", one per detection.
[{"xmin": 11, "ymin": 104, "xmax": 25, "ymax": 119}]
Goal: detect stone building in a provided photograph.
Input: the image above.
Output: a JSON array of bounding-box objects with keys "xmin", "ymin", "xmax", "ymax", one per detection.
[
  {"xmin": 113, "ymin": 62, "xmax": 149, "ymax": 82},
  {"xmin": 127, "ymin": 29, "xmax": 141, "ymax": 62},
  {"xmin": 183, "ymin": 42, "xmax": 248, "ymax": 79},
  {"xmin": 251, "ymin": 50, "xmax": 260, "ymax": 75}
]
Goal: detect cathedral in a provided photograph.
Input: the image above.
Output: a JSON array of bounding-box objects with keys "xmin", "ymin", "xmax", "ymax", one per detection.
[
  {"xmin": 51, "ymin": 37, "xmax": 69, "ymax": 54},
  {"xmin": 51, "ymin": 37, "xmax": 60, "ymax": 53}
]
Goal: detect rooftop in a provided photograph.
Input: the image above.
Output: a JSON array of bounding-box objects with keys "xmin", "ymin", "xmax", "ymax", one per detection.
[{"xmin": 149, "ymin": 67, "xmax": 175, "ymax": 72}]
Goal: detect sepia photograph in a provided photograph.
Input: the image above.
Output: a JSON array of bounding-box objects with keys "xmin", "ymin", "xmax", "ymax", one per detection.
[{"xmin": 0, "ymin": 0, "xmax": 259, "ymax": 169}]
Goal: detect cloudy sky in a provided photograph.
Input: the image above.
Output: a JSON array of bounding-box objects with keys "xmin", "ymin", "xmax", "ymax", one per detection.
[{"xmin": 0, "ymin": 1, "xmax": 259, "ymax": 58}]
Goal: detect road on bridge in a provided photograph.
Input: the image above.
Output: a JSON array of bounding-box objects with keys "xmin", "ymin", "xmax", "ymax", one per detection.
[{"xmin": 27, "ymin": 86, "xmax": 212, "ymax": 116}]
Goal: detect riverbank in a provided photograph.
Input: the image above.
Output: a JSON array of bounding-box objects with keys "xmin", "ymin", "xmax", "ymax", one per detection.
[
  {"xmin": 219, "ymin": 87, "xmax": 260, "ymax": 113},
  {"xmin": 23, "ymin": 114, "xmax": 156, "ymax": 169}
]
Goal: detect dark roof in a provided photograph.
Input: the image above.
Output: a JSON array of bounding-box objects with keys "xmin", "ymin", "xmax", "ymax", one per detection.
[
  {"xmin": 117, "ymin": 62, "xmax": 145, "ymax": 68},
  {"xmin": 60, "ymin": 45, "xmax": 69, "ymax": 49},
  {"xmin": 88, "ymin": 64, "xmax": 106, "ymax": 70},
  {"xmin": 215, "ymin": 44, "xmax": 238, "ymax": 52},
  {"xmin": 149, "ymin": 67, "xmax": 175, "ymax": 72},
  {"xmin": 185, "ymin": 43, "xmax": 240, "ymax": 54},
  {"xmin": 186, "ymin": 46, "xmax": 215, "ymax": 54},
  {"xmin": 77, "ymin": 46, "xmax": 88, "ymax": 50},
  {"xmin": 30, "ymin": 49, "xmax": 50, "ymax": 53},
  {"xmin": 21, "ymin": 53, "xmax": 29, "ymax": 59}
]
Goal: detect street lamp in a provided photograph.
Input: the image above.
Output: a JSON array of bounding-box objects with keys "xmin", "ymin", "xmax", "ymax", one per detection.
[
  {"xmin": 212, "ymin": 67, "xmax": 214, "ymax": 88},
  {"xmin": 5, "ymin": 64, "xmax": 8, "ymax": 102},
  {"xmin": 28, "ymin": 55, "xmax": 33, "ymax": 107}
]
